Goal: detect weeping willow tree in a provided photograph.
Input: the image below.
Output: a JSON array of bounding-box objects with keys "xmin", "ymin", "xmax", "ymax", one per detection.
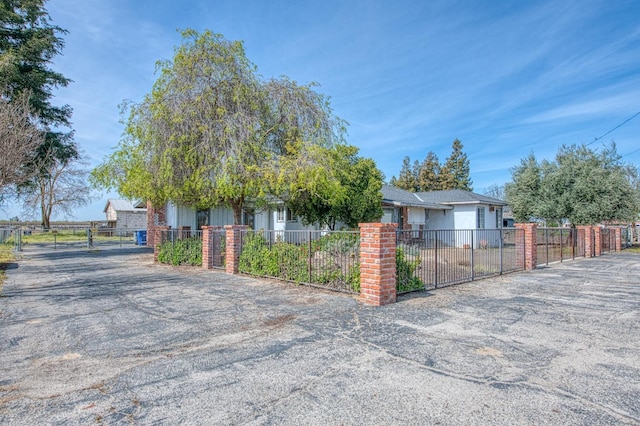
[{"xmin": 91, "ymin": 29, "xmax": 345, "ymax": 224}]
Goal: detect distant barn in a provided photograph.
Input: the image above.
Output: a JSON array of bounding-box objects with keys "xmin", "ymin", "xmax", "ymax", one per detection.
[{"xmin": 103, "ymin": 199, "xmax": 147, "ymax": 230}]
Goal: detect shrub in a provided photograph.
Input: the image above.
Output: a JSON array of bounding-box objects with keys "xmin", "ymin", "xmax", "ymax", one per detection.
[
  {"xmin": 396, "ymin": 246, "xmax": 423, "ymax": 292},
  {"xmin": 157, "ymin": 236, "xmax": 202, "ymax": 266}
]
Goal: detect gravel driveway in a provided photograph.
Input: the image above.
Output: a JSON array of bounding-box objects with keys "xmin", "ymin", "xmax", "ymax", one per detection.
[{"xmin": 1, "ymin": 245, "xmax": 639, "ymax": 425}]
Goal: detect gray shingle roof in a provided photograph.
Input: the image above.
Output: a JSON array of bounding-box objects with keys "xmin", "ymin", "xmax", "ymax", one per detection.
[
  {"xmin": 415, "ymin": 189, "xmax": 507, "ymax": 206},
  {"xmin": 381, "ymin": 185, "xmax": 451, "ymax": 210}
]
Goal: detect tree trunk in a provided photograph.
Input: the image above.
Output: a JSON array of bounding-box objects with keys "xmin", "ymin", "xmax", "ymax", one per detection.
[{"xmin": 230, "ymin": 198, "xmax": 244, "ymax": 225}]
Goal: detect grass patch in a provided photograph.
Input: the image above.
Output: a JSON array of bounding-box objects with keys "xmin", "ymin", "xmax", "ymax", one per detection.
[
  {"xmin": 625, "ymin": 245, "xmax": 640, "ymax": 253},
  {"xmin": 0, "ymin": 245, "xmax": 15, "ymax": 294}
]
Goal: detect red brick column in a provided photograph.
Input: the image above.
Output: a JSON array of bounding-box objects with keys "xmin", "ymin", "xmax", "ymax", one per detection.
[
  {"xmin": 146, "ymin": 201, "xmax": 167, "ymax": 249},
  {"xmin": 594, "ymin": 226, "xmax": 602, "ymax": 257},
  {"xmin": 613, "ymin": 227, "xmax": 622, "ymax": 252},
  {"xmin": 515, "ymin": 223, "xmax": 538, "ymax": 270},
  {"xmin": 359, "ymin": 222, "xmax": 397, "ymax": 306},
  {"xmin": 578, "ymin": 226, "xmax": 593, "ymax": 257},
  {"xmin": 202, "ymin": 226, "xmax": 224, "ymax": 269},
  {"xmin": 153, "ymin": 226, "xmax": 169, "ymax": 262},
  {"xmin": 225, "ymin": 225, "xmax": 248, "ymax": 274}
]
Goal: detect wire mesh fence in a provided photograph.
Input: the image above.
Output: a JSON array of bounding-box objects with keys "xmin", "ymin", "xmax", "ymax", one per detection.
[
  {"xmin": 156, "ymin": 229, "xmax": 203, "ymax": 266},
  {"xmin": 3, "ymin": 226, "xmax": 145, "ymax": 250},
  {"xmin": 395, "ymin": 228, "xmax": 525, "ymax": 293},
  {"xmin": 237, "ymin": 229, "xmax": 360, "ymax": 293}
]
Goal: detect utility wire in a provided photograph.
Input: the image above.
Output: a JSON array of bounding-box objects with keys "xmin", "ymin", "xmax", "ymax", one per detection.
[
  {"xmin": 621, "ymin": 146, "xmax": 640, "ymax": 158},
  {"xmin": 585, "ymin": 111, "xmax": 640, "ymax": 146}
]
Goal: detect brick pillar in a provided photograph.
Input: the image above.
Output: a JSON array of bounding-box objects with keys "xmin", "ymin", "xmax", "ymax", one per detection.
[
  {"xmin": 613, "ymin": 227, "xmax": 622, "ymax": 252},
  {"xmin": 202, "ymin": 226, "xmax": 224, "ymax": 269},
  {"xmin": 225, "ymin": 225, "xmax": 248, "ymax": 274},
  {"xmin": 515, "ymin": 223, "xmax": 538, "ymax": 270},
  {"xmin": 359, "ymin": 222, "xmax": 397, "ymax": 306},
  {"xmin": 146, "ymin": 201, "xmax": 167, "ymax": 249},
  {"xmin": 578, "ymin": 226, "xmax": 593, "ymax": 258},
  {"xmin": 153, "ymin": 226, "xmax": 169, "ymax": 262},
  {"xmin": 594, "ymin": 226, "xmax": 602, "ymax": 256}
]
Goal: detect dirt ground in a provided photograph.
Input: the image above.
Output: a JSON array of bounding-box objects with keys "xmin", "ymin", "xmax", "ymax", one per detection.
[{"xmin": 1, "ymin": 245, "xmax": 638, "ymax": 425}]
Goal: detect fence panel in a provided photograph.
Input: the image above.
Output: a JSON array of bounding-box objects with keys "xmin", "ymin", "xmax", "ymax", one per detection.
[
  {"xmin": 238, "ymin": 230, "xmax": 360, "ymax": 293},
  {"xmin": 205, "ymin": 229, "xmax": 226, "ymax": 270},
  {"xmin": 537, "ymin": 228, "xmax": 581, "ymax": 266},
  {"xmin": 601, "ymin": 228, "xmax": 612, "ymax": 254},
  {"xmin": 575, "ymin": 228, "xmax": 586, "ymax": 257},
  {"xmin": 396, "ymin": 228, "xmax": 525, "ymax": 293},
  {"xmin": 156, "ymin": 229, "xmax": 203, "ymax": 266}
]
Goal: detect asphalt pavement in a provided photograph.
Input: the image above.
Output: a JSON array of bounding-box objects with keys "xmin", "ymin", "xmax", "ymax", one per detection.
[{"xmin": 1, "ymin": 245, "xmax": 639, "ymax": 425}]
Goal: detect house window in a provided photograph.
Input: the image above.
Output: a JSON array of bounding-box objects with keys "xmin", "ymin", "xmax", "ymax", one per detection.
[
  {"xmin": 477, "ymin": 207, "xmax": 485, "ymax": 229},
  {"xmin": 495, "ymin": 208, "xmax": 503, "ymax": 228},
  {"xmin": 277, "ymin": 207, "xmax": 296, "ymax": 222},
  {"xmin": 196, "ymin": 209, "xmax": 209, "ymax": 230}
]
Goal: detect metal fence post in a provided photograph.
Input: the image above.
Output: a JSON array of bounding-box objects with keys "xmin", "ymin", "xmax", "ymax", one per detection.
[
  {"xmin": 434, "ymin": 231, "xmax": 439, "ymax": 289},
  {"xmin": 499, "ymin": 228, "xmax": 503, "ymax": 275},
  {"xmin": 470, "ymin": 230, "xmax": 475, "ymax": 281},
  {"xmin": 308, "ymin": 231, "xmax": 312, "ymax": 284}
]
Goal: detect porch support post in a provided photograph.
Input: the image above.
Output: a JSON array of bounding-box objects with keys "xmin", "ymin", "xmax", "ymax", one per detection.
[
  {"xmin": 515, "ymin": 223, "xmax": 537, "ymax": 270},
  {"xmin": 359, "ymin": 222, "xmax": 397, "ymax": 306}
]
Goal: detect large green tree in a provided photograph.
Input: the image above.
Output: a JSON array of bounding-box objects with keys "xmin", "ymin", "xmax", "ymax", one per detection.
[
  {"xmin": 283, "ymin": 144, "xmax": 383, "ymax": 229},
  {"xmin": 91, "ymin": 30, "xmax": 345, "ymax": 224},
  {"xmin": 505, "ymin": 143, "xmax": 640, "ymax": 225},
  {"xmin": 0, "ymin": 0, "xmax": 77, "ymax": 167},
  {"xmin": 440, "ymin": 138, "xmax": 472, "ymax": 191}
]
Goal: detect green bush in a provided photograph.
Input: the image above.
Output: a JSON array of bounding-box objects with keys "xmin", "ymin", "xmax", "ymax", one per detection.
[
  {"xmin": 311, "ymin": 233, "xmax": 359, "ymax": 254},
  {"xmin": 157, "ymin": 237, "xmax": 202, "ymax": 266},
  {"xmin": 239, "ymin": 231, "xmax": 360, "ymax": 292},
  {"xmin": 396, "ymin": 246, "xmax": 424, "ymax": 292}
]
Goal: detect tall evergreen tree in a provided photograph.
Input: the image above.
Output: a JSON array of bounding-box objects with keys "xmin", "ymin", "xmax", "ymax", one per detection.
[
  {"xmin": 393, "ymin": 156, "xmax": 418, "ymax": 191},
  {"xmin": 441, "ymin": 139, "xmax": 472, "ymax": 190},
  {"xmin": 417, "ymin": 151, "xmax": 441, "ymax": 191},
  {"xmin": 0, "ymin": 0, "xmax": 77, "ymax": 169}
]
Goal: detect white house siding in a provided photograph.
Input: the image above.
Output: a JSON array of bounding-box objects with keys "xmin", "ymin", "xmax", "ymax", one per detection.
[
  {"xmin": 166, "ymin": 202, "xmax": 197, "ymax": 229},
  {"xmin": 209, "ymin": 207, "xmax": 235, "ymax": 227},
  {"xmin": 105, "ymin": 205, "xmax": 117, "ymax": 221}
]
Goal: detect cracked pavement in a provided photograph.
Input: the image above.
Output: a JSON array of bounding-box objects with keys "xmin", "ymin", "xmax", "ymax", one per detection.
[{"xmin": 1, "ymin": 245, "xmax": 639, "ymax": 425}]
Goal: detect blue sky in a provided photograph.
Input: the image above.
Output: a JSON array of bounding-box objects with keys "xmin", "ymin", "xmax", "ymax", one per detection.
[{"xmin": 3, "ymin": 0, "xmax": 640, "ymax": 221}]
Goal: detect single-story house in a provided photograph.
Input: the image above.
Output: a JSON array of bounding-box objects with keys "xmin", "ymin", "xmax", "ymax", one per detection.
[
  {"xmin": 150, "ymin": 186, "xmax": 508, "ymax": 247},
  {"xmin": 104, "ymin": 199, "xmax": 147, "ymax": 230},
  {"xmin": 381, "ymin": 185, "xmax": 508, "ymax": 248},
  {"xmin": 163, "ymin": 202, "xmax": 319, "ymax": 232}
]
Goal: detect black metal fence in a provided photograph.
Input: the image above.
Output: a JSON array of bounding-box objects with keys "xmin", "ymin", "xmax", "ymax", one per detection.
[
  {"xmin": 156, "ymin": 229, "xmax": 203, "ymax": 266},
  {"xmin": 600, "ymin": 227, "xmax": 616, "ymax": 254},
  {"xmin": 395, "ymin": 228, "xmax": 525, "ymax": 293},
  {"xmin": 205, "ymin": 228, "xmax": 226, "ymax": 270},
  {"xmin": 237, "ymin": 229, "xmax": 360, "ymax": 293},
  {"xmin": 536, "ymin": 228, "xmax": 585, "ymax": 266}
]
